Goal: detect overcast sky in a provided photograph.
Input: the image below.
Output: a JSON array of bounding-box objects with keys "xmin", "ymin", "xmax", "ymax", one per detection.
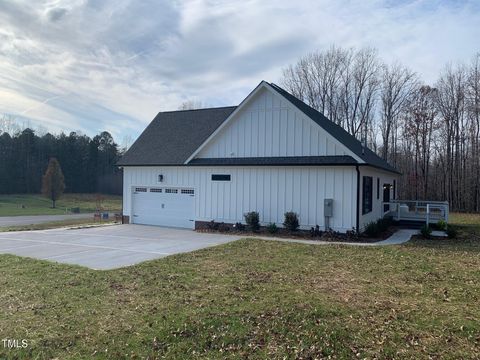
[{"xmin": 1, "ymin": 0, "xmax": 479, "ymax": 143}]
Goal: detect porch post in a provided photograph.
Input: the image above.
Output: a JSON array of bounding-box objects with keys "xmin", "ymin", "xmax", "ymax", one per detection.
[{"xmin": 426, "ymin": 204, "xmax": 430, "ymax": 227}]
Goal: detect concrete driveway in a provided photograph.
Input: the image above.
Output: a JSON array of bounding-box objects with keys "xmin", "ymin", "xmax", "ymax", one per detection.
[{"xmin": 0, "ymin": 225, "xmax": 240, "ymax": 270}]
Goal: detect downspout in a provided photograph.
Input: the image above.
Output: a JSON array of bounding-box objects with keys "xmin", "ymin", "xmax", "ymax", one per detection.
[{"xmin": 355, "ymin": 165, "xmax": 360, "ymax": 233}]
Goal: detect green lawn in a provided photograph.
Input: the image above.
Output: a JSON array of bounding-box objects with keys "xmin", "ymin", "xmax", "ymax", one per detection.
[
  {"xmin": 0, "ymin": 218, "xmax": 118, "ymax": 232},
  {"xmin": 0, "ymin": 193, "xmax": 122, "ymax": 216},
  {"xmin": 0, "ymin": 214, "xmax": 479, "ymax": 359}
]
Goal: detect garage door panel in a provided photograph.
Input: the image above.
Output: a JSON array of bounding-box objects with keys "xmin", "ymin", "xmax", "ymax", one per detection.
[{"xmin": 132, "ymin": 188, "xmax": 195, "ymax": 229}]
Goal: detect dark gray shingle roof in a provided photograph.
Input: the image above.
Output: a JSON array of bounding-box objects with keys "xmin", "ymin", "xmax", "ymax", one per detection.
[
  {"xmin": 268, "ymin": 83, "xmax": 399, "ymax": 174},
  {"xmin": 188, "ymin": 156, "xmax": 358, "ymax": 166},
  {"xmin": 117, "ymin": 106, "xmax": 236, "ymax": 166}
]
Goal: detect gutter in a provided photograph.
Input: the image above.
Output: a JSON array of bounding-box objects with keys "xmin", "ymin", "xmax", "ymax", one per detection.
[
  {"xmin": 355, "ymin": 165, "xmax": 360, "ymax": 233},
  {"xmin": 117, "ymin": 162, "xmax": 360, "ymax": 167}
]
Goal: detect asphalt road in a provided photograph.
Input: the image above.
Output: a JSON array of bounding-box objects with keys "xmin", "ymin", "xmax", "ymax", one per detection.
[{"xmin": 0, "ymin": 213, "xmax": 97, "ymax": 227}]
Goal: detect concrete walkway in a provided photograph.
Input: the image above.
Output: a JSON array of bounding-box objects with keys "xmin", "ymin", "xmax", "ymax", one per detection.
[{"xmin": 250, "ymin": 228, "xmax": 420, "ymax": 247}]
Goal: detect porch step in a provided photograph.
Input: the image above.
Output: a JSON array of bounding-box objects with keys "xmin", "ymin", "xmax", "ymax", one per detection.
[{"xmin": 396, "ymin": 219, "xmax": 427, "ymax": 229}]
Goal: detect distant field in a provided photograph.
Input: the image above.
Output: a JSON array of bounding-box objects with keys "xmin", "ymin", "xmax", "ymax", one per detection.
[{"xmin": 0, "ymin": 194, "xmax": 122, "ymax": 216}]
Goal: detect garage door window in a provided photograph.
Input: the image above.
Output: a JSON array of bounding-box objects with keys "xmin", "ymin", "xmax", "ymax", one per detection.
[
  {"xmin": 181, "ymin": 189, "xmax": 194, "ymax": 195},
  {"xmin": 165, "ymin": 188, "xmax": 178, "ymax": 194},
  {"xmin": 150, "ymin": 188, "xmax": 162, "ymax": 193},
  {"xmin": 135, "ymin": 187, "xmax": 147, "ymax": 192}
]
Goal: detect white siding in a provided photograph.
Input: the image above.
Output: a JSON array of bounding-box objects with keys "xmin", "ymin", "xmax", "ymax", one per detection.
[
  {"xmin": 196, "ymin": 87, "xmax": 358, "ymax": 160},
  {"xmin": 359, "ymin": 166, "xmax": 399, "ymax": 230},
  {"xmin": 123, "ymin": 166, "xmax": 357, "ymax": 232}
]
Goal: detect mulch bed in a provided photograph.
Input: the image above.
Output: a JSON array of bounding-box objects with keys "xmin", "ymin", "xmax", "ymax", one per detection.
[{"xmin": 197, "ymin": 225, "xmax": 398, "ymax": 244}]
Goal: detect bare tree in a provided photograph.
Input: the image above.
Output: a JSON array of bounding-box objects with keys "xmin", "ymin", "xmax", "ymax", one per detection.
[
  {"xmin": 435, "ymin": 64, "xmax": 466, "ymax": 209},
  {"xmin": 0, "ymin": 114, "xmax": 19, "ymax": 135},
  {"xmin": 466, "ymin": 53, "xmax": 480, "ymax": 211},
  {"xmin": 120, "ymin": 134, "xmax": 134, "ymax": 154},
  {"xmin": 282, "ymin": 46, "xmax": 349, "ymax": 126},
  {"xmin": 178, "ymin": 100, "xmax": 206, "ymax": 110},
  {"xmin": 282, "ymin": 46, "xmax": 381, "ymax": 140},
  {"xmin": 340, "ymin": 47, "xmax": 381, "ymax": 140},
  {"xmin": 42, "ymin": 157, "xmax": 65, "ymax": 208},
  {"xmin": 379, "ymin": 63, "xmax": 418, "ymax": 162},
  {"xmin": 403, "ymin": 86, "xmax": 438, "ymax": 199}
]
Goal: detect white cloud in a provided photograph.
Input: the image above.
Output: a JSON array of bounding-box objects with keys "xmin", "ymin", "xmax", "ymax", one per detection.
[{"xmin": 0, "ymin": 0, "xmax": 479, "ymax": 141}]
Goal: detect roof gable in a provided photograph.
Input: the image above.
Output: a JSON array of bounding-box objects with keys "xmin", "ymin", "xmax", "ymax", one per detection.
[
  {"xmin": 189, "ymin": 82, "xmax": 363, "ymax": 162},
  {"xmin": 267, "ymin": 82, "xmax": 399, "ymax": 174}
]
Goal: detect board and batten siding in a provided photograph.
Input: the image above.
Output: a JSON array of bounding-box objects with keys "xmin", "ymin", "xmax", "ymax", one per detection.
[
  {"xmin": 123, "ymin": 166, "xmax": 357, "ymax": 232},
  {"xmin": 358, "ymin": 166, "xmax": 399, "ymax": 231},
  {"xmin": 196, "ymin": 87, "xmax": 358, "ymax": 159}
]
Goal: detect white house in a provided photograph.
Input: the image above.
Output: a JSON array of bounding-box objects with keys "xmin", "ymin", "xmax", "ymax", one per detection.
[{"xmin": 118, "ymin": 81, "xmax": 400, "ymax": 233}]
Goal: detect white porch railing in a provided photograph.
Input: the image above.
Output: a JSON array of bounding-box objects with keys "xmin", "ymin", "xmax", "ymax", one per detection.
[{"xmin": 383, "ymin": 200, "xmax": 449, "ymax": 225}]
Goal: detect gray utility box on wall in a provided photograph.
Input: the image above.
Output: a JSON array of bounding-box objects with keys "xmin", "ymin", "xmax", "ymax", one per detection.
[{"xmin": 324, "ymin": 199, "xmax": 333, "ymax": 217}]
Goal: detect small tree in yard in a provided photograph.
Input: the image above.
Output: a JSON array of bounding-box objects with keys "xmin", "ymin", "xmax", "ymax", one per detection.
[{"xmin": 42, "ymin": 158, "xmax": 65, "ymax": 208}]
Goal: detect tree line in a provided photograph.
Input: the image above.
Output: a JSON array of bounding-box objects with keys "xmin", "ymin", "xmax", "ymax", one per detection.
[
  {"xmin": 0, "ymin": 120, "xmax": 123, "ymax": 195},
  {"xmin": 282, "ymin": 46, "xmax": 480, "ymax": 212}
]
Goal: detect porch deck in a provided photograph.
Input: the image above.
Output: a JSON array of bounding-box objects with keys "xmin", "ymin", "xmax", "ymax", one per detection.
[{"xmin": 383, "ymin": 200, "xmax": 449, "ymax": 225}]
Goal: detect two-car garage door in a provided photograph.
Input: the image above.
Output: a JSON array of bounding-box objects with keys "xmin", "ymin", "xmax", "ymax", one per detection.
[{"xmin": 132, "ymin": 187, "xmax": 195, "ymax": 229}]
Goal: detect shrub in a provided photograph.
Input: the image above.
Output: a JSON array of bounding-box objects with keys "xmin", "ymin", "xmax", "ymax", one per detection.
[
  {"xmin": 446, "ymin": 225, "xmax": 458, "ymax": 239},
  {"xmin": 207, "ymin": 220, "xmax": 219, "ymax": 231},
  {"xmin": 322, "ymin": 229, "xmax": 341, "ymax": 240},
  {"xmin": 283, "ymin": 211, "xmax": 299, "ymax": 231},
  {"xmin": 244, "ymin": 211, "xmax": 260, "ymax": 231},
  {"xmin": 233, "ymin": 222, "xmax": 245, "ymax": 231},
  {"xmin": 364, "ymin": 221, "xmax": 379, "ymax": 238},
  {"xmin": 377, "ymin": 218, "xmax": 392, "ymax": 232},
  {"xmin": 218, "ymin": 222, "xmax": 230, "ymax": 232},
  {"xmin": 436, "ymin": 219, "xmax": 447, "ymax": 231},
  {"xmin": 310, "ymin": 224, "xmax": 321, "ymax": 237},
  {"xmin": 267, "ymin": 222, "xmax": 278, "ymax": 234},
  {"xmin": 420, "ymin": 224, "xmax": 432, "ymax": 239},
  {"xmin": 346, "ymin": 228, "xmax": 359, "ymax": 241}
]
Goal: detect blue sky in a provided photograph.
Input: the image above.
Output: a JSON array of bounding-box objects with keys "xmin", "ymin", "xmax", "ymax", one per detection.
[{"xmin": 0, "ymin": 0, "xmax": 479, "ymax": 144}]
